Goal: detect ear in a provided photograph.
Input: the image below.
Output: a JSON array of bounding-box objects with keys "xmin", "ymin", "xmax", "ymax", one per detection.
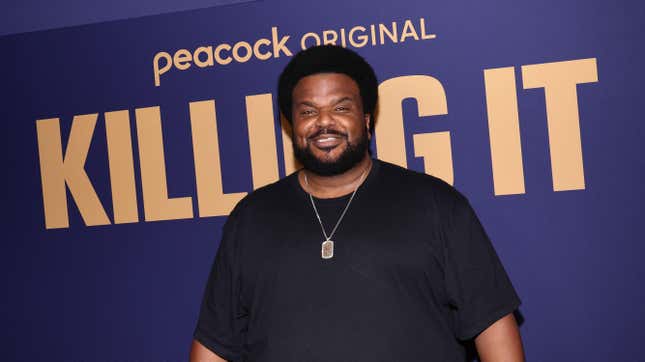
[{"xmin": 364, "ymin": 113, "xmax": 371, "ymax": 139}]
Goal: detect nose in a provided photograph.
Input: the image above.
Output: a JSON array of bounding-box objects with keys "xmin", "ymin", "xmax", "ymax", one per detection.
[{"xmin": 315, "ymin": 109, "xmax": 335, "ymax": 128}]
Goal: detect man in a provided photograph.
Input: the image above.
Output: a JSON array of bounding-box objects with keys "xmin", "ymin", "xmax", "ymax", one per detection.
[{"xmin": 191, "ymin": 45, "xmax": 524, "ymax": 362}]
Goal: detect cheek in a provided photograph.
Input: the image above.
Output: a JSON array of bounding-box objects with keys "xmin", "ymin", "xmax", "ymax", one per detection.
[
  {"xmin": 344, "ymin": 117, "xmax": 367, "ymax": 136},
  {"xmin": 292, "ymin": 122, "xmax": 311, "ymax": 144}
]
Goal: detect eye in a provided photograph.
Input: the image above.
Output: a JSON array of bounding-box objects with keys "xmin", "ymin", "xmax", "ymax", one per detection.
[
  {"xmin": 300, "ymin": 109, "xmax": 316, "ymax": 116},
  {"xmin": 335, "ymin": 106, "xmax": 349, "ymax": 112}
]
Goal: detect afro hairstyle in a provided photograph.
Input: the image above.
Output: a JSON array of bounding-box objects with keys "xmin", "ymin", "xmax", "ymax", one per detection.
[{"xmin": 277, "ymin": 45, "xmax": 378, "ymax": 128}]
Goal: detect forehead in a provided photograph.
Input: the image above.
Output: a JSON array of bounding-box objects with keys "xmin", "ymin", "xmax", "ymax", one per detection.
[{"xmin": 292, "ymin": 73, "xmax": 360, "ymax": 102}]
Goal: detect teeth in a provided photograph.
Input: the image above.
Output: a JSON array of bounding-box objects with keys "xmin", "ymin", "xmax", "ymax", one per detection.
[{"xmin": 310, "ymin": 135, "xmax": 343, "ymax": 147}]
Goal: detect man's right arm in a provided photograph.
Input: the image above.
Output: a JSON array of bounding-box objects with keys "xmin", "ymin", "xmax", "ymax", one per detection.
[{"xmin": 190, "ymin": 340, "xmax": 227, "ymax": 362}]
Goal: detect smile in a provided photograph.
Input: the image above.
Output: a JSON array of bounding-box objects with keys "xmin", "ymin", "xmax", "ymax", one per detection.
[{"xmin": 310, "ymin": 134, "xmax": 345, "ymax": 149}]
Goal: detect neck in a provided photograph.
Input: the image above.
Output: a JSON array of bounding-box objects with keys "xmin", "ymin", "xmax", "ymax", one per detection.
[{"xmin": 299, "ymin": 155, "xmax": 372, "ymax": 198}]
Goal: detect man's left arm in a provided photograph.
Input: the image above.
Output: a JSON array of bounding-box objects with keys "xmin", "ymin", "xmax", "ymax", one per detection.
[{"xmin": 474, "ymin": 313, "xmax": 525, "ymax": 362}]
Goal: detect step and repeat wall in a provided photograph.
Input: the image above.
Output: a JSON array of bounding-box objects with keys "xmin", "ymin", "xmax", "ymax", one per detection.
[{"xmin": 2, "ymin": 0, "xmax": 643, "ymax": 360}]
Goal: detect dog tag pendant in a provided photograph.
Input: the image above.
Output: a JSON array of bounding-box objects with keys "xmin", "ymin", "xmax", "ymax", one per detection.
[{"xmin": 321, "ymin": 240, "xmax": 334, "ymax": 259}]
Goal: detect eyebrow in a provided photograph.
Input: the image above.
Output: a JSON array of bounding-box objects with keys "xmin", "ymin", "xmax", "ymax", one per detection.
[
  {"xmin": 333, "ymin": 96, "xmax": 354, "ymax": 105},
  {"xmin": 295, "ymin": 97, "xmax": 355, "ymax": 108}
]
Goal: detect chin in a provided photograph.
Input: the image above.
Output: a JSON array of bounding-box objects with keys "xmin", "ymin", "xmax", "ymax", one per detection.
[
  {"xmin": 314, "ymin": 147, "xmax": 345, "ymax": 161},
  {"xmin": 294, "ymin": 134, "xmax": 369, "ymax": 176}
]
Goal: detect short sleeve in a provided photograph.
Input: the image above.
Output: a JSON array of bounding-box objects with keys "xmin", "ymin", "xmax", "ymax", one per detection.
[
  {"xmin": 194, "ymin": 204, "xmax": 248, "ymax": 361},
  {"xmin": 442, "ymin": 195, "xmax": 521, "ymax": 340}
]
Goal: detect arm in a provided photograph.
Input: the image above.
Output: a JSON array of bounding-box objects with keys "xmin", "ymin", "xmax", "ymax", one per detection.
[
  {"xmin": 190, "ymin": 340, "xmax": 228, "ymax": 362},
  {"xmin": 474, "ymin": 313, "xmax": 525, "ymax": 362}
]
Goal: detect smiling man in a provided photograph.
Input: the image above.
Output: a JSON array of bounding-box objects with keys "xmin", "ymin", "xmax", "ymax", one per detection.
[{"xmin": 190, "ymin": 45, "xmax": 524, "ymax": 362}]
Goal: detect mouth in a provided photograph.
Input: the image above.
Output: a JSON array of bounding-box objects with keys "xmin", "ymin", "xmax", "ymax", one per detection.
[{"xmin": 309, "ymin": 133, "xmax": 346, "ymax": 150}]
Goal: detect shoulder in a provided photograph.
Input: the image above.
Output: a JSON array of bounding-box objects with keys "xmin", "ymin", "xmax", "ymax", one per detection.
[
  {"xmin": 374, "ymin": 159, "xmax": 468, "ymax": 209},
  {"xmin": 228, "ymin": 172, "xmax": 299, "ymax": 218}
]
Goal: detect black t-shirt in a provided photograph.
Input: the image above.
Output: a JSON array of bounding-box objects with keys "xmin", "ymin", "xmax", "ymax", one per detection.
[{"xmin": 194, "ymin": 159, "xmax": 520, "ymax": 362}]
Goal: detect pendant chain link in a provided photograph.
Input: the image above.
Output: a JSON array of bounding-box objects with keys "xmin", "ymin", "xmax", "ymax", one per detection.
[{"xmin": 304, "ymin": 165, "xmax": 370, "ymax": 242}]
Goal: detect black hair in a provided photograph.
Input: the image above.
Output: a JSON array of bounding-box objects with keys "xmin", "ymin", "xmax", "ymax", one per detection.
[{"xmin": 277, "ymin": 45, "xmax": 378, "ymax": 128}]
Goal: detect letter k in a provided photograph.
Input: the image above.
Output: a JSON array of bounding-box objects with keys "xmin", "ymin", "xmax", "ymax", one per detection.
[{"xmin": 272, "ymin": 27, "xmax": 292, "ymax": 57}]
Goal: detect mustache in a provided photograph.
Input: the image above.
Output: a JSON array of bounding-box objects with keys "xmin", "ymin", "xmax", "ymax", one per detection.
[{"xmin": 308, "ymin": 128, "xmax": 347, "ymax": 140}]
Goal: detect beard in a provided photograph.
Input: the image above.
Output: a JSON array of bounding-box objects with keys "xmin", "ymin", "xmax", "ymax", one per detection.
[{"xmin": 293, "ymin": 127, "xmax": 369, "ymax": 176}]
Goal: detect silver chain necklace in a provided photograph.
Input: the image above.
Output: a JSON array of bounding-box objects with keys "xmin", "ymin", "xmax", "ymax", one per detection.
[{"xmin": 304, "ymin": 165, "xmax": 370, "ymax": 259}]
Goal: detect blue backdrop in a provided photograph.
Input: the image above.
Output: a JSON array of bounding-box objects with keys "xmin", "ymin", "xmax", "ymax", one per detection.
[{"xmin": 1, "ymin": 0, "xmax": 643, "ymax": 360}]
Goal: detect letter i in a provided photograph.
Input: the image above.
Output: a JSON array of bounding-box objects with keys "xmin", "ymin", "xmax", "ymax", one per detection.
[{"xmin": 105, "ymin": 110, "xmax": 139, "ymax": 223}]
